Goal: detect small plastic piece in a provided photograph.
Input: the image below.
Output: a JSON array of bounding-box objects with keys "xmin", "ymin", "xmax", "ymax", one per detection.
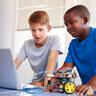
[{"xmin": 64, "ymin": 82, "xmax": 76, "ymax": 94}]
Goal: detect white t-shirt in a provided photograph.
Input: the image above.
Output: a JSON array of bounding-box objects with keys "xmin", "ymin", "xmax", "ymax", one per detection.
[{"xmin": 17, "ymin": 35, "xmax": 62, "ymax": 81}]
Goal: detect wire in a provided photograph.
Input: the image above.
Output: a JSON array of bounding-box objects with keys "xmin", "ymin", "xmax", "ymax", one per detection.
[
  {"xmin": 22, "ymin": 85, "xmax": 44, "ymax": 94},
  {"xmin": 21, "ymin": 71, "xmax": 55, "ymax": 94}
]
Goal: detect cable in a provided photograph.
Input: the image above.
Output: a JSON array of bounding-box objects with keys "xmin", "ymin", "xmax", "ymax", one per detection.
[
  {"xmin": 22, "ymin": 84, "xmax": 44, "ymax": 94},
  {"xmin": 21, "ymin": 71, "xmax": 55, "ymax": 94}
]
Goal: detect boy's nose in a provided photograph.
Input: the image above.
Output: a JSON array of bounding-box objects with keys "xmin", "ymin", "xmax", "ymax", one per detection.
[
  {"xmin": 67, "ymin": 24, "xmax": 73, "ymax": 32},
  {"xmin": 67, "ymin": 23, "xmax": 72, "ymax": 29},
  {"xmin": 35, "ymin": 31, "xmax": 40, "ymax": 36}
]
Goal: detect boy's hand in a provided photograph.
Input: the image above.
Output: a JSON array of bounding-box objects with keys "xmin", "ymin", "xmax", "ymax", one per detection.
[
  {"xmin": 58, "ymin": 62, "xmax": 74, "ymax": 71},
  {"xmin": 44, "ymin": 76, "xmax": 51, "ymax": 87},
  {"xmin": 44, "ymin": 76, "xmax": 52, "ymax": 92},
  {"xmin": 31, "ymin": 81, "xmax": 44, "ymax": 87},
  {"xmin": 76, "ymin": 84, "xmax": 94, "ymax": 96}
]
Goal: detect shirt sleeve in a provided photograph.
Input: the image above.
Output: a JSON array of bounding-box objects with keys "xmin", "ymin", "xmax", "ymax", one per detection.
[
  {"xmin": 64, "ymin": 42, "xmax": 73, "ymax": 63},
  {"xmin": 16, "ymin": 42, "xmax": 27, "ymax": 61},
  {"xmin": 51, "ymin": 35, "xmax": 63, "ymax": 54}
]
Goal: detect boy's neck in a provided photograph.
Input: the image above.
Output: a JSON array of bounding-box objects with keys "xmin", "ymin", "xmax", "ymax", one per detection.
[
  {"xmin": 35, "ymin": 37, "xmax": 48, "ymax": 48},
  {"xmin": 79, "ymin": 26, "xmax": 90, "ymax": 42}
]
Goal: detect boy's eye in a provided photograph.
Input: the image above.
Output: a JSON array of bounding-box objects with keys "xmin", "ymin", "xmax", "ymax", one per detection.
[
  {"xmin": 31, "ymin": 28, "xmax": 44, "ymax": 32},
  {"xmin": 64, "ymin": 20, "xmax": 72, "ymax": 26},
  {"xmin": 39, "ymin": 28, "xmax": 43, "ymax": 31},
  {"xmin": 32, "ymin": 29, "xmax": 36, "ymax": 32},
  {"xmin": 70, "ymin": 21, "xmax": 74, "ymax": 25},
  {"xmin": 64, "ymin": 21, "xmax": 73, "ymax": 27}
]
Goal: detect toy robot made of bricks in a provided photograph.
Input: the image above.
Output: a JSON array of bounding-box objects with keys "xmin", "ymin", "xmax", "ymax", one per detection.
[{"xmin": 46, "ymin": 69, "xmax": 77, "ymax": 94}]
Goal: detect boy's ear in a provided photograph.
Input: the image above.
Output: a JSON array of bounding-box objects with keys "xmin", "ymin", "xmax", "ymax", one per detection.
[
  {"xmin": 84, "ymin": 16, "xmax": 88, "ymax": 24},
  {"xmin": 48, "ymin": 25, "xmax": 51, "ymax": 32}
]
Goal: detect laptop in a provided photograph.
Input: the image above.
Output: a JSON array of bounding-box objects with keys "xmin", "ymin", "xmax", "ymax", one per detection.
[{"xmin": 0, "ymin": 48, "xmax": 22, "ymax": 90}]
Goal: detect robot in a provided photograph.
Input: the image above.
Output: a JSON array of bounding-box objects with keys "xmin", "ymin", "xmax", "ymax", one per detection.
[{"xmin": 46, "ymin": 69, "xmax": 76, "ymax": 94}]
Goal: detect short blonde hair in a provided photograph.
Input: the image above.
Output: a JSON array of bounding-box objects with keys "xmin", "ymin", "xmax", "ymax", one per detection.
[{"xmin": 28, "ymin": 10, "xmax": 49, "ymax": 25}]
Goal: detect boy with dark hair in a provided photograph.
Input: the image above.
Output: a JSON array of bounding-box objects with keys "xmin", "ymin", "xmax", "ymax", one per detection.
[
  {"xmin": 59, "ymin": 5, "xmax": 96, "ymax": 95},
  {"xmin": 15, "ymin": 11, "xmax": 61, "ymax": 87}
]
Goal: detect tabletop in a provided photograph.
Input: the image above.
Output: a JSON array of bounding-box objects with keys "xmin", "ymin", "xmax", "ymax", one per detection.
[{"xmin": 0, "ymin": 88, "xmax": 88, "ymax": 96}]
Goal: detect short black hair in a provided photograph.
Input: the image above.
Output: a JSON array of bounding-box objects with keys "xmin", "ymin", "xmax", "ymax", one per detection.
[{"xmin": 65, "ymin": 5, "xmax": 90, "ymax": 22}]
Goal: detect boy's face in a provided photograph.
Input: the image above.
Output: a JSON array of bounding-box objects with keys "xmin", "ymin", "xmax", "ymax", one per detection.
[
  {"xmin": 30, "ymin": 23, "xmax": 51, "ymax": 47},
  {"xmin": 64, "ymin": 12, "xmax": 86, "ymax": 38}
]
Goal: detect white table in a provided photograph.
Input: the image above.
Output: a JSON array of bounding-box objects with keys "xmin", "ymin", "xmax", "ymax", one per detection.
[{"xmin": 0, "ymin": 88, "xmax": 87, "ymax": 96}]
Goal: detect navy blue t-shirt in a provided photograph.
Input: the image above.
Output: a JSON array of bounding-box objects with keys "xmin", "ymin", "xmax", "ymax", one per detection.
[{"xmin": 65, "ymin": 27, "xmax": 96, "ymax": 84}]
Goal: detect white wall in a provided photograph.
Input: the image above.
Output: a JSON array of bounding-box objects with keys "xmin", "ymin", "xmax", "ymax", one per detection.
[
  {"xmin": 0, "ymin": 0, "xmax": 16, "ymax": 50},
  {"xmin": 88, "ymin": 0, "xmax": 96, "ymax": 27}
]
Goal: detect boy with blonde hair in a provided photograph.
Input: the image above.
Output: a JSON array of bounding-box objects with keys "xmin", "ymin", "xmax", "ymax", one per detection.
[{"xmin": 15, "ymin": 11, "xmax": 61, "ymax": 87}]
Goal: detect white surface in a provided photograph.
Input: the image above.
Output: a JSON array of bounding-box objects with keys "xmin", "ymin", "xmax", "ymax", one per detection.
[
  {"xmin": 0, "ymin": 0, "xmax": 16, "ymax": 50},
  {"xmin": 0, "ymin": 88, "xmax": 79, "ymax": 96}
]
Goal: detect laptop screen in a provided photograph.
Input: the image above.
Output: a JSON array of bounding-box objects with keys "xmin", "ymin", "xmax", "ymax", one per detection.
[{"xmin": 0, "ymin": 49, "xmax": 18, "ymax": 89}]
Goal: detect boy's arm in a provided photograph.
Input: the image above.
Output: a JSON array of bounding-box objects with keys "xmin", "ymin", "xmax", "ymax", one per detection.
[
  {"xmin": 15, "ymin": 57, "xmax": 23, "ymax": 69},
  {"xmin": 44, "ymin": 50, "xmax": 59, "ymax": 86},
  {"xmin": 46, "ymin": 50, "xmax": 59, "ymax": 74},
  {"xmin": 14, "ymin": 42, "xmax": 27, "ymax": 69}
]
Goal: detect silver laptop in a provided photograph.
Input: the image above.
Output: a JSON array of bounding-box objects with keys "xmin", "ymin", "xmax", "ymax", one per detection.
[{"xmin": 0, "ymin": 49, "xmax": 21, "ymax": 90}]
